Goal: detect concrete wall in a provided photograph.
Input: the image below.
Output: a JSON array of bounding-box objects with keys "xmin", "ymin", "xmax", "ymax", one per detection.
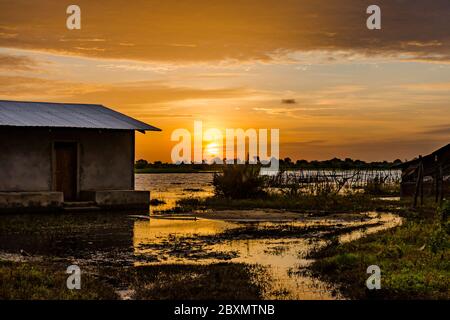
[
  {"xmin": 0, "ymin": 127, "xmax": 134, "ymax": 193},
  {"xmin": 0, "ymin": 127, "xmax": 52, "ymax": 191}
]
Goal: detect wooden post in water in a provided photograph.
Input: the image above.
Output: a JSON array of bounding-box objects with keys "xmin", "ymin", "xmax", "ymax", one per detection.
[
  {"xmin": 419, "ymin": 161, "xmax": 424, "ymax": 206},
  {"xmin": 439, "ymin": 164, "xmax": 444, "ymax": 205},
  {"xmin": 413, "ymin": 155, "xmax": 423, "ymax": 208},
  {"xmin": 435, "ymin": 156, "xmax": 439, "ymax": 203}
]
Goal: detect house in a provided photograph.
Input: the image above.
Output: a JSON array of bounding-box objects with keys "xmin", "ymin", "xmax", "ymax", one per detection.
[
  {"xmin": 0, "ymin": 100, "xmax": 161, "ymax": 212},
  {"xmin": 396, "ymin": 143, "xmax": 450, "ymax": 205}
]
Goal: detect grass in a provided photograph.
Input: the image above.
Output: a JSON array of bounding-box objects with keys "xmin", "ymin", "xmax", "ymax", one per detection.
[
  {"xmin": 308, "ymin": 202, "xmax": 450, "ymax": 299},
  {"xmin": 0, "ymin": 261, "xmax": 268, "ymax": 300},
  {"xmin": 0, "ymin": 261, "xmax": 117, "ymax": 300},
  {"xmin": 363, "ymin": 182, "xmax": 400, "ymax": 196}
]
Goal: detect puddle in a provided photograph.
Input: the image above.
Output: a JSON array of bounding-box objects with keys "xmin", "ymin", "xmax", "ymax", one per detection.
[{"xmin": 376, "ymin": 197, "xmax": 400, "ymax": 201}]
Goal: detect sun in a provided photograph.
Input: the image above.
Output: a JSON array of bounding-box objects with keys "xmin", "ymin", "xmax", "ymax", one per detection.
[{"xmin": 205, "ymin": 142, "xmax": 220, "ymax": 157}]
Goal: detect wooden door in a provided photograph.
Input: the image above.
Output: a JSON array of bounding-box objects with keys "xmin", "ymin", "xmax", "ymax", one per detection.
[{"xmin": 54, "ymin": 142, "xmax": 78, "ymax": 201}]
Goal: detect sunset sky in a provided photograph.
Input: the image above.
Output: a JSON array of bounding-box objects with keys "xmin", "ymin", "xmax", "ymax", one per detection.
[{"xmin": 0, "ymin": 0, "xmax": 449, "ymax": 162}]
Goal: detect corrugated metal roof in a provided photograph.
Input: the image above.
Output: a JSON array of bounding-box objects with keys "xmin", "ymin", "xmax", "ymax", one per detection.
[{"xmin": 0, "ymin": 100, "xmax": 161, "ymax": 132}]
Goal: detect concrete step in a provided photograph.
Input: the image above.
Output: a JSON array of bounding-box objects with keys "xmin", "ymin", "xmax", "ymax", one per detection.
[
  {"xmin": 63, "ymin": 201, "xmax": 96, "ymax": 208},
  {"xmin": 62, "ymin": 206, "xmax": 101, "ymax": 212}
]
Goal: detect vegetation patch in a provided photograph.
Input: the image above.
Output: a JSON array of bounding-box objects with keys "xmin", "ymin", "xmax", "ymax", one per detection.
[
  {"xmin": 0, "ymin": 261, "xmax": 117, "ymax": 300},
  {"xmin": 308, "ymin": 203, "xmax": 450, "ymax": 299}
]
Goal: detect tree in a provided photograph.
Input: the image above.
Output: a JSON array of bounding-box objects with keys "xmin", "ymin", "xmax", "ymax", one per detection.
[
  {"xmin": 135, "ymin": 159, "xmax": 148, "ymax": 169},
  {"xmin": 283, "ymin": 157, "xmax": 293, "ymax": 166}
]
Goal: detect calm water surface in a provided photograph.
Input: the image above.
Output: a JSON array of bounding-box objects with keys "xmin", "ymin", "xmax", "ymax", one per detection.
[{"xmin": 135, "ymin": 173, "xmax": 214, "ymax": 212}]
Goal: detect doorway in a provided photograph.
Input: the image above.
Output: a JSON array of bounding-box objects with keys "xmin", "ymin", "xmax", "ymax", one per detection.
[{"xmin": 54, "ymin": 142, "xmax": 78, "ymax": 201}]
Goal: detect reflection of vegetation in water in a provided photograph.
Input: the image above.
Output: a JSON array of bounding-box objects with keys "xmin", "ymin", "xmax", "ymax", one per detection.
[
  {"xmin": 149, "ymin": 198, "xmax": 166, "ymax": 206},
  {"xmin": 182, "ymin": 188, "xmax": 206, "ymax": 192},
  {"xmin": 174, "ymin": 193, "xmax": 402, "ymax": 214},
  {"xmin": 308, "ymin": 202, "xmax": 450, "ymax": 299},
  {"xmin": 131, "ymin": 263, "xmax": 271, "ymax": 300},
  {"xmin": 138, "ymin": 234, "xmax": 239, "ymax": 261}
]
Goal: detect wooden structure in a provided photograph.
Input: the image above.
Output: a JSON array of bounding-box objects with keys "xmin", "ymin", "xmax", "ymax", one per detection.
[{"xmin": 396, "ymin": 144, "xmax": 450, "ymax": 207}]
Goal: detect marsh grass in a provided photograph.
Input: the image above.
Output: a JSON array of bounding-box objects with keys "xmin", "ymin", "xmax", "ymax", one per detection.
[
  {"xmin": 213, "ymin": 165, "xmax": 266, "ymax": 199},
  {"xmin": 308, "ymin": 203, "xmax": 450, "ymax": 299},
  {"xmin": 363, "ymin": 179, "xmax": 400, "ymax": 196}
]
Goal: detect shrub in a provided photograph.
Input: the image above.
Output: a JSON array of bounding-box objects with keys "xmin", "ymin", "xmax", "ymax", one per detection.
[
  {"xmin": 441, "ymin": 201, "xmax": 450, "ymax": 221},
  {"xmin": 439, "ymin": 201, "xmax": 450, "ymax": 235},
  {"xmin": 428, "ymin": 227, "xmax": 448, "ymax": 254},
  {"xmin": 213, "ymin": 165, "xmax": 266, "ymax": 199}
]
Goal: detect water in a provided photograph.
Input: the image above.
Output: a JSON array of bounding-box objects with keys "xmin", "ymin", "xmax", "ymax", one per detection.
[
  {"xmin": 133, "ymin": 213, "xmax": 401, "ymax": 300},
  {"xmin": 135, "ymin": 173, "xmax": 214, "ymax": 212}
]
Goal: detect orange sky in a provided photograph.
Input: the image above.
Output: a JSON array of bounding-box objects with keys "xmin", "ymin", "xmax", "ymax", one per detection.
[{"xmin": 0, "ymin": 0, "xmax": 449, "ymax": 162}]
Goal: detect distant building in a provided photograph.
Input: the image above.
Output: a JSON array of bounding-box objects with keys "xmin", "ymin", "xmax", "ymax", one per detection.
[
  {"xmin": 0, "ymin": 100, "xmax": 161, "ymax": 212},
  {"xmin": 396, "ymin": 143, "xmax": 449, "ymax": 204}
]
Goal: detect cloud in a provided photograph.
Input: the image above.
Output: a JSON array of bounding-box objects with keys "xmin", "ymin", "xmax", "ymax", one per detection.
[
  {"xmin": 0, "ymin": 75, "xmax": 251, "ymax": 107},
  {"xmin": 398, "ymin": 82, "xmax": 450, "ymax": 92},
  {"xmin": 281, "ymin": 99, "xmax": 296, "ymax": 104},
  {"xmin": 0, "ymin": 53, "xmax": 37, "ymax": 71},
  {"xmin": 0, "ymin": 0, "xmax": 449, "ymax": 63},
  {"xmin": 421, "ymin": 124, "xmax": 450, "ymax": 136}
]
